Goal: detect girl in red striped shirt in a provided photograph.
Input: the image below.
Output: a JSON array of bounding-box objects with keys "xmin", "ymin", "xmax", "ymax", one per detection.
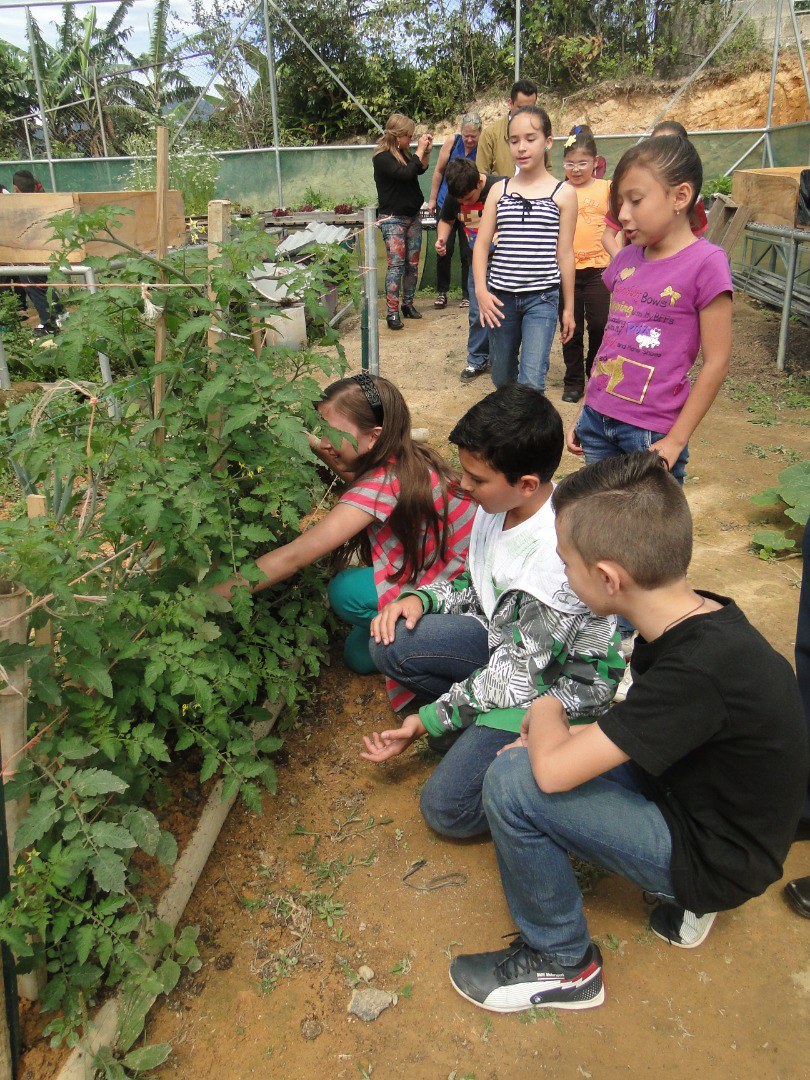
[{"xmin": 215, "ymin": 374, "xmax": 474, "ymax": 709}]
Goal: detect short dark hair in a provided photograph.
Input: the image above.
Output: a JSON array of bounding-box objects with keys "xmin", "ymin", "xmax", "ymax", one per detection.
[
  {"xmin": 610, "ymin": 134, "xmax": 703, "ymax": 219},
  {"xmin": 445, "ymin": 158, "xmax": 480, "ymax": 200},
  {"xmin": 510, "ymin": 79, "xmax": 538, "ymax": 101},
  {"xmin": 552, "ymin": 453, "xmax": 693, "ymax": 587},
  {"xmin": 449, "ymin": 384, "xmax": 563, "ymax": 485},
  {"xmin": 652, "ymin": 119, "xmax": 689, "ymax": 139},
  {"xmin": 13, "ymin": 169, "xmax": 37, "ymax": 192}
]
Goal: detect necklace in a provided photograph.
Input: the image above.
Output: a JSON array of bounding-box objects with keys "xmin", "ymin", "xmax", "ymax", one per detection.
[{"xmin": 661, "ymin": 596, "xmax": 707, "ymax": 635}]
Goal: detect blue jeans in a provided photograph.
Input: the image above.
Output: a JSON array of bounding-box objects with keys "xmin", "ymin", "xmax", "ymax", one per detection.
[
  {"xmin": 327, "ymin": 567, "xmax": 378, "ymax": 675},
  {"xmin": 575, "ymin": 404, "xmax": 690, "ymax": 485},
  {"xmin": 466, "ymin": 264, "xmax": 490, "ymax": 370},
  {"xmin": 483, "ymin": 751, "xmax": 676, "ymax": 965},
  {"xmin": 420, "ymin": 725, "xmax": 517, "ymax": 838},
  {"xmin": 368, "ymin": 612, "xmax": 490, "ymax": 699},
  {"xmin": 488, "ymin": 286, "xmax": 559, "ymax": 391}
]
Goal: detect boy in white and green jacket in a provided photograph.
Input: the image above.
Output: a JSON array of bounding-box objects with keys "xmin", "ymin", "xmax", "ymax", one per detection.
[{"xmin": 361, "ymin": 385, "xmax": 623, "ymax": 837}]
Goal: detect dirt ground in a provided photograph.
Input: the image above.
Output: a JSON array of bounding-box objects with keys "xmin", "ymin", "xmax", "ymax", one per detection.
[{"xmin": 95, "ymin": 295, "xmax": 808, "ymax": 1080}]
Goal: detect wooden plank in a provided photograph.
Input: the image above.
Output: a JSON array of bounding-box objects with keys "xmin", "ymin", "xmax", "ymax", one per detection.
[
  {"xmin": 731, "ymin": 167, "xmax": 807, "ymax": 230},
  {"xmin": 0, "ymin": 190, "xmax": 185, "ymax": 264}
]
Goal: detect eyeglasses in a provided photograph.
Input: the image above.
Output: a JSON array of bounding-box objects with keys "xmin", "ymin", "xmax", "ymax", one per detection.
[{"xmin": 563, "ymin": 160, "xmax": 593, "ymax": 171}]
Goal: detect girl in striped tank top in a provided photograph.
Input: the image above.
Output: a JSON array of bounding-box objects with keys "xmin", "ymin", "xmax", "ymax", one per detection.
[
  {"xmin": 213, "ymin": 374, "xmax": 474, "ymax": 712},
  {"xmin": 473, "ymin": 106, "xmax": 577, "ymax": 391}
]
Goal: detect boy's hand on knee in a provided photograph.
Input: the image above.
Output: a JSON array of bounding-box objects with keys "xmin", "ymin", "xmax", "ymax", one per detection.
[
  {"xmin": 370, "ymin": 594, "xmax": 424, "ymax": 645},
  {"xmin": 360, "ymin": 713, "xmax": 427, "ymax": 763}
]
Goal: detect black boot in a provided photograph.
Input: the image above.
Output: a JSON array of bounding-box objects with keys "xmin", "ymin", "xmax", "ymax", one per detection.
[
  {"xmin": 386, "ymin": 310, "xmax": 404, "ymax": 330},
  {"xmin": 401, "ymin": 302, "xmax": 422, "ymax": 319}
]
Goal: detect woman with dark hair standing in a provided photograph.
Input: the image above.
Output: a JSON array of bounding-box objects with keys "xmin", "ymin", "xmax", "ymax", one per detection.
[{"xmin": 373, "ymin": 113, "xmax": 433, "ymax": 330}]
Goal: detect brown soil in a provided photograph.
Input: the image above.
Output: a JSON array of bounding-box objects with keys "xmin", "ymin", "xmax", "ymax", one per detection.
[
  {"xmin": 74, "ymin": 296, "xmax": 807, "ymax": 1079},
  {"xmin": 427, "ymin": 56, "xmax": 809, "ymax": 137}
]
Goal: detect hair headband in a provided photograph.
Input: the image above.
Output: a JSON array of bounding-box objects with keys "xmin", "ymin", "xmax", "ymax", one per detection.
[{"xmin": 352, "ymin": 372, "xmax": 384, "ymax": 425}]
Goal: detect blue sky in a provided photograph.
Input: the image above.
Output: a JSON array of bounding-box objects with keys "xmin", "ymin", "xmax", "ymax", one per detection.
[{"xmin": 0, "ymin": 0, "xmax": 200, "ymax": 57}]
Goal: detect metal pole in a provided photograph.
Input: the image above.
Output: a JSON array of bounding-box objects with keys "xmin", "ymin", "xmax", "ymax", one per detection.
[
  {"xmin": 262, "ymin": 0, "xmax": 284, "ymax": 208},
  {"xmin": 645, "ymin": 0, "xmax": 758, "ymax": 134},
  {"xmin": 763, "ymin": 0, "xmax": 783, "ymax": 166},
  {"xmin": 775, "ymin": 236, "xmax": 797, "ymax": 372},
  {"xmin": 83, "ymin": 267, "xmax": 119, "ymax": 418},
  {"xmin": 0, "ymin": 337, "xmax": 10, "ymax": 391},
  {"xmin": 23, "ymin": 117, "xmax": 33, "ymax": 164},
  {"xmin": 363, "ymin": 206, "xmax": 378, "ymax": 375},
  {"xmin": 173, "ymin": 2, "xmax": 262, "ymax": 145},
  {"xmin": 788, "ymin": 0, "xmax": 810, "ymax": 132},
  {"xmin": 266, "ymin": 0, "xmax": 382, "ymax": 133},
  {"xmin": 514, "ymin": 0, "xmax": 521, "ymax": 82},
  {"xmin": 26, "ymin": 6, "xmax": 57, "ymax": 192}
]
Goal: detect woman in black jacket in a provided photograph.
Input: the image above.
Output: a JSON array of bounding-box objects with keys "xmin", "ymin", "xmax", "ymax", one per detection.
[{"xmin": 372, "ymin": 113, "xmax": 433, "ymax": 330}]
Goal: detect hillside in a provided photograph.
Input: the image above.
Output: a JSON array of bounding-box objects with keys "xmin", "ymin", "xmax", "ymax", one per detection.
[{"xmin": 427, "ymin": 56, "xmax": 809, "ymax": 137}]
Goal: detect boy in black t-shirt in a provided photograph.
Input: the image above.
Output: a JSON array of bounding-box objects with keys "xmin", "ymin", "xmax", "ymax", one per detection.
[
  {"xmin": 437, "ymin": 159, "xmax": 505, "ymax": 382},
  {"xmin": 449, "ymin": 452, "xmax": 808, "ymax": 1014}
]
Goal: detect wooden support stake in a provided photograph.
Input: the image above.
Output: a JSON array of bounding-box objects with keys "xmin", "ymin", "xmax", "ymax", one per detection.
[
  {"xmin": 206, "ymin": 200, "xmax": 230, "ymax": 467},
  {"xmin": 153, "ymin": 126, "xmax": 169, "ymax": 447},
  {"xmin": 26, "ymin": 496, "xmax": 51, "ymax": 649},
  {"xmin": 0, "ymin": 581, "xmax": 45, "ymax": 1002}
]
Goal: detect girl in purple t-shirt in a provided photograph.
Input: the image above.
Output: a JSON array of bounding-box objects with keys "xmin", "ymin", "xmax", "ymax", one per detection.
[{"xmin": 566, "ymin": 135, "xmax": 733, "ymax": 484}]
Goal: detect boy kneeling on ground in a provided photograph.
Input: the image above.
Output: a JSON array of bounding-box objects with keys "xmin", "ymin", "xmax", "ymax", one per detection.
[
  {"xmin": 449, "ymin": 452, "xmax": 808, "ymax": 1013},
  {"xmin": 361, "ymin": 384, "xmax": 623, "ymax": 838}
]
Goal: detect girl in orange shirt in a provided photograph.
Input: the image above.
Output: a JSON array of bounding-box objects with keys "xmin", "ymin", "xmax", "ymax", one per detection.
[{"xmin": 560, "ymin": 126, "xmax": 611, "ymax": 403}]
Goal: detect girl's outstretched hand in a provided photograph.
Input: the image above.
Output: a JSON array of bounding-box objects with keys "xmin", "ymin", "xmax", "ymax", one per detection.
[
  {"xmin": 370, "ymin": 594, "xmax": 424, "ymax": 645},
  {"xmin": 361, "ymin": 713, "xmax": 427, "ymax": 763},
  {"xmin": 565, "ymin": 421, "xmax": 584, "ymax": 456},
  {"xmin": 477, "ymin": 288, "xmax": 504, "ymax": 328}
]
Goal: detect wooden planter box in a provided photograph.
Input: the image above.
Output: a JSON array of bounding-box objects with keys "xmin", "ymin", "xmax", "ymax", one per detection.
[
  {"xmin": 731, "ymin": 167, "xmax": 808, "ymax": 230},
  {"xmin": 0, "ymin": 190, "xmax": 185, "ymax": 264}
]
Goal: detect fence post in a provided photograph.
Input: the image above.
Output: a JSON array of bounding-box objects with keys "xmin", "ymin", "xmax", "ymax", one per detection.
[
  {"xmin": 362, "ymin": 207, "xmax": 379, "ymax": 375},
  {"xmin": 153, "ymin": 126, "xmax": 169, "ymax": 447},
  {"xmin": 207, "ymin": 200, "xmax": 230, "ymax": 465},
  {"xmin": 0, "ymin": 777, "xmax": 20, "ymax": 1080}
]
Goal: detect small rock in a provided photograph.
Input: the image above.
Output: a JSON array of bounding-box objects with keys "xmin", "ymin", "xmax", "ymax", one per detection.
[
  {"xmin": 300, "ymin": 1018, "xmax": 322, "ymax": 1041},
  {"xmin": 347, "ymin": 987, "xmax": 393, "ymax": 1021},
  {"xmin": 357, "ymin": 965, "xmax": 375, "ymax": 982},
  {"xmin": 213, "ymin": 953, "xmax": 233, "ymax": 971},
  {"xmin": 411, "ymin": 427, "xmax": 430, "ymax": 441}
]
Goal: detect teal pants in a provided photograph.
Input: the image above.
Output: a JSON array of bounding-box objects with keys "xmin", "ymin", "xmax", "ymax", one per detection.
[{"xmin": 327, "ymin": 567, "xmax": 379, "ymax": 674}]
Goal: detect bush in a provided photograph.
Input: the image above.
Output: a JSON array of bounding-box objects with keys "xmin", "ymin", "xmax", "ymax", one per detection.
[{"xmin": 0, "ymin": 208, "xmax": 357, "ymax": 1054}]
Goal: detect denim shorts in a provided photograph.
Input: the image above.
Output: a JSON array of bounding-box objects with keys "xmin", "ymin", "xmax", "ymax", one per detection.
[{"xmin": 575, "ymin": 404, "xmax": 689, "ymax": 485}]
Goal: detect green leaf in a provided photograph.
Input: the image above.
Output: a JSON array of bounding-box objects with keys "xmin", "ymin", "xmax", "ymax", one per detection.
[
  {"xmin": 157, "ymin": 957, "xmax": 181, "ymax": 994},
  {"xmin": 122, "ymin": 1044, "xmax": 172, "ymax": 1073},
  {"xmin": 752, "ymin": 529, "xmax": 795, "ymax": 553},
  {"xmin": 126, "ymin": 808, "xmax": 161, "ymax": 856},
  {"xmin": 14, "ymin": 800, "xmax": 61, "ymax": 848},
  {"xmin": 89, "ymin": 822, "xmax": 138, "ymax": 850},
  {"xmin": 71, "ymin": 769, "xmax": 129, "ymax": 797},
  {"xmin": 89, "ymin": 849, "xmax": 127, "ymax": 894},
  {"xmin": 74, "ymin": 924, "xmax": 96, "ymax": 965},
  {"xmin": 58, "ymin": 736, "xmax": 99, "ymax": 760},
  {"xmin": 749, "ymin": 487, "xmax": 781, "ymax": 508},
  {"xmin": 155, "ymin": 830, "xmax": 178, "ymax": 868},
  {"xmin": 71, "ymin": 658, "xmax": 114, "ymax": 698}
]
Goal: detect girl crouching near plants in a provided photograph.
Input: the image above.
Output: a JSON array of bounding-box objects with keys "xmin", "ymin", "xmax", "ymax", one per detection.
[{"xmin": 214, "ymin": 374, "xmax": 475, "ymax": 711}]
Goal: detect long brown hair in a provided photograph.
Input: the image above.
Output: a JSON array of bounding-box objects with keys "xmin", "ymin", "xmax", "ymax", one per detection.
[
  {"xmin": 320, "ymin": 375, "xmax": 455, "ymax": 584},
  {"xmin": 372, "ymin": 113, "xmax": 415, "ymax": 167}
]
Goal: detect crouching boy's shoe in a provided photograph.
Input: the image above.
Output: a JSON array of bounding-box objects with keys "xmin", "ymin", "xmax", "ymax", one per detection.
[
  {"xmin": 649, "ymin": 903, "xmax": 717, "ymax": 948},
  {"xmin": 449, "ymin": 938, "xmax": 604, "ymax": 1013}
]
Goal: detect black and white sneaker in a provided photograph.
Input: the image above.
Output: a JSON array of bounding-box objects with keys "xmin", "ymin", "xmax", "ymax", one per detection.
[
  {"xmin": 449, "ymin": 937, "xmax": 604, "ymax": 1013},
  {"xmin": 649, "ymin": 903, "xmax": 717, "ymax": 949},
  {"xmin": 460, "ymin": 363, "xmax": 487, "ymax": 382}
]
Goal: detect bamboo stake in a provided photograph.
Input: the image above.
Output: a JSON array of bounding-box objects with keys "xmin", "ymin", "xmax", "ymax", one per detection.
[
  {"xmin": 206, "ymin": 200, "xmax": 230, "ymax": 466},
  {"xmin": 26, "ymin": 496, "xmax": 51, "ymax": 650},
  {"xmin": 0, "ymin": 581, "xmax": 45, "ymax": 1002},
  {"xmin": 153, "ymin": 126, "xmax": 169, "ymax": 448}
]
